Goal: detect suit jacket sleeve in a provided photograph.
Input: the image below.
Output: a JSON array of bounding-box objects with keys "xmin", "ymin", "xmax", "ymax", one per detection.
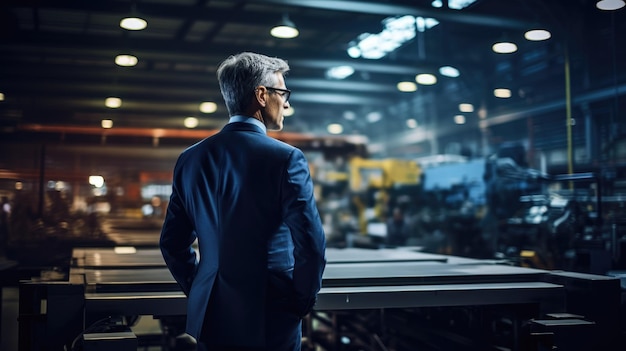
[
  {"xmin": 282, "ymin": 148, "xmax": 327, "ymax": 316},
  {"xmin": 160, "ymin": 160, "xmax": 199, "ymax": 296}
]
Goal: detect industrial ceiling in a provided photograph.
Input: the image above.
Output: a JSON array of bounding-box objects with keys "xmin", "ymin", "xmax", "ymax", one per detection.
[{"xmin": 0, "ymin": 0, "xmax": 624, "ymax": 158}]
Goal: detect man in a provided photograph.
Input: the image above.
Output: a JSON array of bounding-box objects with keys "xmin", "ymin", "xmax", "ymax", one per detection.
[
  {"xmin": 0, "ymin": 196, "xmax": 10, "ymax": 257},
  {"xmin": 160, "ymin": 52, "xmax": 327, "ymax": 351}
]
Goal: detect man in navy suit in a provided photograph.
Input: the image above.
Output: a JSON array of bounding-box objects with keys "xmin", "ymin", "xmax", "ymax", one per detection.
[{"xmin": 160, "ymin": 52, "xmax": 327, "ymax": 351}]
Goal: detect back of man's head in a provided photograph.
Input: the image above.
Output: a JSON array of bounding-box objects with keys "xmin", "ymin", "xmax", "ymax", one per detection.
[{"xmin": 216, "ymin": 52, "xmax": 289, "ymax": 116}]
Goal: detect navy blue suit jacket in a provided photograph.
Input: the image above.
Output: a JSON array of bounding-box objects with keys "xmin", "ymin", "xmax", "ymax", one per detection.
[{"xmin": 160, "ymin": 120, "xmax": 326, "ymax": 347}]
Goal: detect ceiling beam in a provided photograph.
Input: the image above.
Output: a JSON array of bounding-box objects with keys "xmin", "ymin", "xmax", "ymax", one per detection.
[
  {"xmin": 4, "ymin": 0, "xmax": 378, "ymax": 33},
  {"xmin": 1, "ymin": 34, "xmax": 464, "ymax": 80}
]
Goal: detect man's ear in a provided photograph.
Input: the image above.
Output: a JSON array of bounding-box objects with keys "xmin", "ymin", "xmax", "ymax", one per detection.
[{"xmin": 255, "ymin": 86, "xmax": 267, "ymax": 108}]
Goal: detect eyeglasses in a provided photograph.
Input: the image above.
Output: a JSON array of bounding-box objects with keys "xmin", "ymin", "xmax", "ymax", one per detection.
[{"xmin": 266, "ymin": 87, "xmax": 291, "ymax": 103}]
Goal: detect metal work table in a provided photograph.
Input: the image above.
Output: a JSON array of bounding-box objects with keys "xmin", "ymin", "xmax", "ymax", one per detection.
[
  {"xmin": 73, "ymin": 262, "xmax": 549, "ymax": 291},
  {"xmin": 71, "ymin": 246, "xmax": 466, "ymax": 269},
  {"xmin": 83, "ymin": 281, "xmax": 564, "ymax": 316},
  {"xmin": 19, "ymin": 246, "xmax": 621, "ymax": 351},
  {"xmin": 70, "ymin": 246, "xmax": 550, "ymax": 290},
  {"xmin": 68, "ymin": 247, "xmax": 563, "ymax": 315}
]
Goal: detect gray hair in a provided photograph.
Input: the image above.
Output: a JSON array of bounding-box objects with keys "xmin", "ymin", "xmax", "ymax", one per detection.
[{"xmin": 216, "ymin": 52, "xmax": 290, "ymax": 116}]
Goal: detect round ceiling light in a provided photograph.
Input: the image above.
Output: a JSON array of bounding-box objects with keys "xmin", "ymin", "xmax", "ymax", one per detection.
[
  {"xmin": 415, "ymin": 73, "xmax": 437, "ymax": 85},
  {"xmin": 105, "ymin": 97, "xmax": 122, "ymax": 108},
  {"xmin": 494, "ymin": 88, "xmax": 512, "ymax": 98},
  {"xmin": 397, "ymin": 81, "xmax": 418, "ymax": 92},
  {"xmin": 596, "ymin": 0, "xmax": 625, "ymax": 10},
  {"xmin": 184, "ymin": 117, "xmax": 199, "ymax": 129},
  {"xmin": 343, "ymin": 110, "xmax": 356, "ymax": 120},
  {"xmin": 366, "ymin": 111, "xmax": 382, "ymax": 123},
  {"xmin": 327, "ymin": 123, "xmax": 343, "ymax": 134},
  {"xmin": 120, "ymin": 17, "xmax": 147, "ymax": 31},
  {"xmin": 199, "ymin": 102, "xmax": 217, "ymax": 113},
  {"xmin": 101, "ymin": 119, "xmax": 113, "ymax": 129},
  {"xmin": 459, "ymin": 103, "xmax": 474, "ymax": 112},
  {"xmin": 115, "ymin": 54, "xmax": 138, "ymax": 67},
  {"xmin": 439, "ymin": 66, "xmax": 460, "ymax": 77},
  {"xmin": 492, "ymin": 42, "xmax": 518, "ymax": 54},
  {"xmin": 271, "ymin": 25, "xmax": 299, "ymax": 38},
  {"xmin": 270, "ymin": 16, "xmax": 299, "ymax": 39},
  {"xmin": 524, "ymin": 29, "xmax": 551, "ymax": 41}
]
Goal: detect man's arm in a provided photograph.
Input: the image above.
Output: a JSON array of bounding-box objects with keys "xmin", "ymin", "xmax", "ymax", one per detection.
[
  {"xmin": 282, "ymin": 148, "xmax": 327, "ymax": 316},
  {"xmin": 160, "ymin": 170, "xmax": 198, "ymax": 296}
]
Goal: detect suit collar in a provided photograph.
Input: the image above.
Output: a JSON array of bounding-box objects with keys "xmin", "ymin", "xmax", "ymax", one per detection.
[
  {"xmin": 227, "ymin": 115, "xmax": 266, "ymax": 134},
  {"xmin": 222, "ymin": 120, "xmax": 266, "ymax": 135}
]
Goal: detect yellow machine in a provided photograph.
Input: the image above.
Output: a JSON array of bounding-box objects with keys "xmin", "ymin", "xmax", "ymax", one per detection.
[
  {"xmin": 348, "ymin": 157, "xmax": 421, "ymax": 234},
  {"xmin": 348, "ymin": 157, "xmax": 421, "ymax": 192}
]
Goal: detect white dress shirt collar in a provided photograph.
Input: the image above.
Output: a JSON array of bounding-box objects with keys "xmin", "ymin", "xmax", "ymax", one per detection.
[{"xmin": 228, "ymin": 115, "xmax": 266, "ymax": 134}]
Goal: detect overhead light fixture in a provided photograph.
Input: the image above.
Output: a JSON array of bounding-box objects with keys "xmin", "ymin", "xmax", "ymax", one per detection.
[
  {"xmin": 459, "ymin": 103, "xmax": 474, "ymax": 112},
  {"xmin": 199, "ymin": 102, "xmax": 217, "ymax": 113},
  {"xmin": 494, "ymin": 88, "xmax": 512, "ymax": 98},
  {"xmin": 492, "ymin": 41, "xmax": 517, "ymax": 54},
  {"xmin": 101, "ymin": 119, "xmax": 113, "ymax": 129},
  {"xmin": 524, "ymin": 29, "xmax": 551, "ymax": 41},
  {"xmin": 326, "ymin": 66, "xmax": 355, "ymax": 80},
  {"xmin": 343, "ymin": 110, "xmax": 356, "ymax": 120},
  {"xmin": 596, "ymin": 0, "xmax": 625, "ymax": 10},
  {"xmin": 366, "ymin": 111, "xmax": 382, "ymax": 123},
  {"xmin": 89, "ymin": 175, "xmax": 105, "ymax": 188},
  {"xmin": 415, "ymin": 73, "xmax": 437, "ymax": 85},
  {"xmin": 447, "ymin": 0, "xmax": 478, "ymax": 10},
  {"xmin": 439, "ymin": 66, "xmax": 460, "ymax": 77},
  {"xmin": 120, "ymin": 17, "xmax": 147, "ymax": 31},
  {"xmin": 327, "ymin": 123, "xmax": 344, "ymax": 134},
  {"xmin": 0, "ymin": 92, "xmax": 4, "ymax": 101},
  {"xmin": 397, "ymin": 81, "xmax": 418, "ymax": 92},
  {"xmin": 406, "ymin": 118, "xmax": 418, "ymax": 128},
  {"xmin": 184, "ymin": 117, "xmax": 199, "ymax": 129},
  {"xmin": 270, "ymin": 15, "xmax": 299, "ymax": 39},
  {"xmin": 454, "ymin": 115, "xmax": 466, "ymax": 124},
  {"xmin": 115, "ymin": 54, "xmax": 138, "ymax": 67},
  {"xmin": 105, "ymin": 97, "xmax": 122, "ymax": 108}
]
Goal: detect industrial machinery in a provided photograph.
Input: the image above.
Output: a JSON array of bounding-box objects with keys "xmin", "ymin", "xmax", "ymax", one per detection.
[
  {"xmin": 347, "ymin": 157, "xmax": 421, "ymax": 193},
  {"xmin": 497, "ymin": 170, "xmax": 626, "ymax": 274},
  {"xmin": 314, "ymin": 156, "xmax": 421, "ymax": 247},
  {"xmin": 346, "ymin": 157, "xmax": 421, "ymax": 244},
  {"xmin": 406, "ymin": 148, "xmax": 626, "ymax": 275},
  {"xmin": 415, "ymin": 157, "xmax": 489, "ymax": 257}
]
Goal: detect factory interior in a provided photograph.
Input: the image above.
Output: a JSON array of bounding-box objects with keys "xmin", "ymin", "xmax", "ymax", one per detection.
[{"xmin": 1, "ymin": 0, "xmax": 625, "ymax": 350}]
